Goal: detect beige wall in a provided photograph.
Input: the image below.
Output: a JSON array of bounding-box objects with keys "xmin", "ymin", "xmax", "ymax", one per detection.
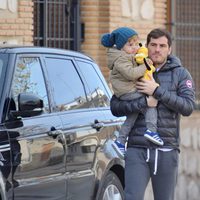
[{"xmin": 0, "ymin": 0, "xmax": 33, "ymax": 46}]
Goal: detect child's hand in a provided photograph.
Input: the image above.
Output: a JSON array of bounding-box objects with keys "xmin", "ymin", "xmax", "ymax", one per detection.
[
  {"xmin": 144, "ymin": 58, "xmax": 155, "ymax": 72},
  {"xmin": 145, "ymin": 58, "xmax": 153, "ymax": 66}
]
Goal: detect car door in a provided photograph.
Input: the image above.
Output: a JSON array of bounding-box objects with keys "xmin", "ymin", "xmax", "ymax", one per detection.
[
  {"xmin": 75, "ymin": 59, "xmax": 124, "ymax": 155},
  {"xmin": 3, "ymin": 55, "xmax": 67, "ymax": 200},
  {"xmin": 43, "ymin": 55, "xmax": 109, "ymax": 200}
]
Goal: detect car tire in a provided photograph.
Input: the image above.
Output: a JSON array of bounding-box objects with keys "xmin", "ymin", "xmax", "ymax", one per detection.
[{"xmin": 97, "ymin": 171, "xmax": 124, "ymax": 200}]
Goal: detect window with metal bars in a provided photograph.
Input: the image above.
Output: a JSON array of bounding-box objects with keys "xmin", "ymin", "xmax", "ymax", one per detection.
[
  {"xmin": 33, "ymin": 0, "xmax": 81, "ymax": 51},
  {"xmin": 170, "ymin": 0, "xmax": 200, "ymax": 109}
]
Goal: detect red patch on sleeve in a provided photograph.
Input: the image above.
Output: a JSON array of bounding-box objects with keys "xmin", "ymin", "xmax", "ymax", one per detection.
[{"xmin": 186, "ymin": 80, "xmax": 192, "ymax": 88}]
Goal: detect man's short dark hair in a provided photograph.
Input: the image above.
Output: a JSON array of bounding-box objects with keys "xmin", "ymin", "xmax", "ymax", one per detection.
[{"xmin": 147, "ymin": 28, "xmax": 172, "ymax": 47}]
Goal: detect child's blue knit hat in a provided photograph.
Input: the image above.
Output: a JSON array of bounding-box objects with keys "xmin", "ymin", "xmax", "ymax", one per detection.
[{"xmin": 101, "ymin": 27, "xmax": 138, "ymax": 50}]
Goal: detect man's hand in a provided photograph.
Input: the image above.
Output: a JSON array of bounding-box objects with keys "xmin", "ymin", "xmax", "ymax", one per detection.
[
  {"xmin": 136, "ymin": 74, "xmax": 159, "ymax": 96},
  {"xmin": 146, "ymin": 96, "xmax": 158, "ymax": 107}
]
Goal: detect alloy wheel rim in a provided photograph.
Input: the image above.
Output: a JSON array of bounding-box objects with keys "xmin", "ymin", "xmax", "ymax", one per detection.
[{"xmin": 102, "ymin": 184, "xmax": 122, "ymax": 200}]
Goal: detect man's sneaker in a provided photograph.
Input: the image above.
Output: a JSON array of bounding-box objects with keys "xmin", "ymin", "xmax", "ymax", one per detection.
[
  {"xmin": 144, "ymin": 130, "xmax": 164, "ymax": 146},
  {"xmin": 112, "ymin": 140, "xmax": 125, "ymax": 158}
]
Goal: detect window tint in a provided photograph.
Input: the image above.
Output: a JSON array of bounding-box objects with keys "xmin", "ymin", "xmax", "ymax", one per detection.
[
  {"xmin": 0, "ymin": 53, "xmax": 8, "ymax": 97},
  {"xmin": 76, "ymin": 61, "xmax": 110, "ymax": 107},
  {"xmin": 12, "ymin": 57, "xmax": 49, "ymax": 112},
  {"xmin": 0, "ymin": 59, "xmax": 3, "ymax": 77},
  {"xmin": 45, "ymin": 57, "xmax": 88, "ymax": 112}
]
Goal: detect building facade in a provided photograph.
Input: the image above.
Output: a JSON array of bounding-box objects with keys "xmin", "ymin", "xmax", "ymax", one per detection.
[
  {"xmin": 0, "ymin": 0, "xmax": 33, "ymax": 45},
  {"xmin": 81, "ymin": 0, "xmax": 168, "ymax": 79}
]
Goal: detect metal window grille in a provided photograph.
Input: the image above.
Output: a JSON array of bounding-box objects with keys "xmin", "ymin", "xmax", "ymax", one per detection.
[
  {"xmin": 33, "ymin": 0, "xmax": 81, "ymax": 51},
  {"xmin": 171, "ymin": 0, "xmax": 200, "ymax": 109}
]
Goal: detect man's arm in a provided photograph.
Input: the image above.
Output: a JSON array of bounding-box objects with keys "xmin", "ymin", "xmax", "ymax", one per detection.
[
  {"xmin": 110, "ymin": 95, "xmax": 148, "ymax": 117},
  {"xmin": 153, "ymin": 69, "xmax": 195, "ymax": 116},
  {"xmin": 136, "ymin": 69, "xmax": 195, "ymax": 116}
]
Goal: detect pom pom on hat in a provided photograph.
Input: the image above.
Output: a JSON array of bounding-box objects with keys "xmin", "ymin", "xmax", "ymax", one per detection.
[
  {"xmin": 101, "ymin": 27, "xmax": 138, "ymax": 49},
  {"xmin": 101, "ymin": 33, "xmax": 114, "ymax": 48}
]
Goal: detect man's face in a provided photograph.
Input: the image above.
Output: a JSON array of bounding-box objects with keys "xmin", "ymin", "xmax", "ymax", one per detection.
[{"xmin": 147, "ymin": 36, "xmax": 171, "ymax": 66}]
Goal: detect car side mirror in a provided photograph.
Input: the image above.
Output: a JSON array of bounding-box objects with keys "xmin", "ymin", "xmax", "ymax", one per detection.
[
  {"xmin": 11, "ymin": 93, "xmax": 44, "ymax": 118},
  {"xmin": 18, "ymin": 93, "xmax": 43, "ymax": 111}
]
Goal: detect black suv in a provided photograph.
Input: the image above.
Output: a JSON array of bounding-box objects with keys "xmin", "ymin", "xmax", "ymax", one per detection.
[{"xmin": 0, "ymin": 47, "xmax": 125, "ymax": 200}]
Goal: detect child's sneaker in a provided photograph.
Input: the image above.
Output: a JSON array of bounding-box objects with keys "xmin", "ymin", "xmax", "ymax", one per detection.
[
  {"xmin": 144, "ymin": 130, "xmax": 164, "ymax": 146},
  {"xmin": 112, "ymin": 140, "xmax": 125, "ymax": 157}
]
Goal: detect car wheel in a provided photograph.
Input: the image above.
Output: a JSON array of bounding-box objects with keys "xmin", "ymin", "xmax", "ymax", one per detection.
[{"xmin": 97, "ymin": 171, "xmax": 124, "ymax": 200}]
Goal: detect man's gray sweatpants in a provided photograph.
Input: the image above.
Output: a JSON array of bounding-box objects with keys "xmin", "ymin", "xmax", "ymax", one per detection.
[{"xmin": 124, "ymin": 147, "xmax": 179, "ymax": 200}]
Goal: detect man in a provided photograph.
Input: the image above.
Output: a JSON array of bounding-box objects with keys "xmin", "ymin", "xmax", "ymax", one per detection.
[{"xmin": 110, "ymin": 28, "xmax": 195, "ymax": 200}]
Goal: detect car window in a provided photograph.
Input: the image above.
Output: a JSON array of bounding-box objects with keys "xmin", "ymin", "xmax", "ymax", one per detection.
[
  {"xmin": 76, "ymin": 60, "xmax": 110, "ymax": 107},
  {"xmin": 44, "ymin": 57, "xmax": 88, "ymax": 112},
  {"xmin": 0, "ymin": 53, "xmax": 8, "ymax": 98},
  {"xmin": 12, "ymin": 57, "xmax": 49, "ymax": 113},
  {"xmin": 0, "ymin": 59, "xmax": 3, "ymax": 77}
]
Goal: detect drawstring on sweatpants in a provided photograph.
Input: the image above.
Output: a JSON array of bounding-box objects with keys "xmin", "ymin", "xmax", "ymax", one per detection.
[
  {"xmin": 146, "ymin": 148, "xmax": 150, "ymax": 162},
  {"xmin": 154, "ymin": 149, "xmax": 158, "ymax": 175},
  {"xmin": 146, "ymin": 148, "xmax": 159, "ymax": 175}
]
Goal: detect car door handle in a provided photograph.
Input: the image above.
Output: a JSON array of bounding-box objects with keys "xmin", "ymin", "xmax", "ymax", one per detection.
[
  {"xmin": 48, "ymin": 128, "xmax": 63, "ymax": 138},
  {"xmin": 92, "ymin": 119, "xmax": 104, "ymax": 131}
]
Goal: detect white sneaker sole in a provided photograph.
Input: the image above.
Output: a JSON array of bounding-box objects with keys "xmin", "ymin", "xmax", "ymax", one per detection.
[{"xmin": 144, "ymin": 134, "xmax": 164, "ymax": 146}]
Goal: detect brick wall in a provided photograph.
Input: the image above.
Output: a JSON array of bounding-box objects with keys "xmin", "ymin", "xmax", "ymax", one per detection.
[
  {"xmin": 80, "ymin": 0, "xmax": 167, "ymax": 80},
  {"xmin": 80, "ymin": 0, "xmax": 109, "ymax": 76},
  {"xmin": 0, "ymin": 0, "xmax": 33, "ymax": 45}
]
